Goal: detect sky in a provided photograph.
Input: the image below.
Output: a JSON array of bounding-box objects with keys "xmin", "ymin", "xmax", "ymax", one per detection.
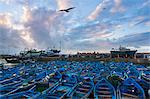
[{"xmin": 0, "ymin": 0, "xmax": 150, "ymax": 54}]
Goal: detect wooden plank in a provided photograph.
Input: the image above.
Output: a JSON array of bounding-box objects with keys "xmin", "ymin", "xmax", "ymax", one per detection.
[{"xmin": 122, "ymin": 93, "xmax": 139, "ymax": 98}]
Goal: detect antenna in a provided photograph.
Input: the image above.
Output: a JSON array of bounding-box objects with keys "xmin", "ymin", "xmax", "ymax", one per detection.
[
  {"xmin": 59, "ymin": 40, "xmax": 61, "ymax": 51},
  {"xmin": 53, "ymin": 46, "xmax": 55, "ymax": 49}
]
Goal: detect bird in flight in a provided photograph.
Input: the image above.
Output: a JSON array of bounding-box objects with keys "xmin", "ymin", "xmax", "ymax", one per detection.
[{"xmin": 59, "ymin": 7, "xmax": 75, "ymax": 13}]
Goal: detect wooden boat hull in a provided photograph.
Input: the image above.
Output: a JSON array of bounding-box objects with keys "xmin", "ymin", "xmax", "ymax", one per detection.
[
  {"xmin": 1, "ymin": 83, "xmax": 36, "ymax": 98},
  {"xmin": 119, "ymin": 78, "xmax": 145, "ymax": 99},
  {"xmin": 70, "ymin": 78, "xmax": 94, "ymax": 99},
  {"xmin": 46, "ymin": 74, "xmax": 78, "ymax": 99},
  {"xmin": 30, "ymin": 71, "xmax": 62, "ymax": 98},
  {"xmin": 94, "ymin": 78, "xmax": 116, "ymax": 99}
]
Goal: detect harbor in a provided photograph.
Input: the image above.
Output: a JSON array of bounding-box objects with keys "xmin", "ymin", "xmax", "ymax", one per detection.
[
  {"xmin": 0, "ymin": 46, "xmax": 150, "ymax": 99},
  {"xmin": 0, "ymin": 0, "xmax": 150, "ymax": 99},
  {"xmin": 0, "ymin": 60, "xmax": 150, "ymax": 98}
]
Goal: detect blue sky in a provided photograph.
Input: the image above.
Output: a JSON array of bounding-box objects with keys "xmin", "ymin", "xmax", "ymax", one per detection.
[{"xmin": 0, "ymin": 0, "xmax": 150, "ymax": 54}]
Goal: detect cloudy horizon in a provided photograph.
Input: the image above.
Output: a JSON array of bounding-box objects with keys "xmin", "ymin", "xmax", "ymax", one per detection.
[{"xmin": 0, "ymin": 0, "xmax": 150, "ymax": 54}]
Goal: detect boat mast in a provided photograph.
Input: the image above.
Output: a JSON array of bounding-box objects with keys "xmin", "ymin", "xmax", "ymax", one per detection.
[{"xmin": 59, "ymin": 40, "xmax": 61, "ymax": 51}]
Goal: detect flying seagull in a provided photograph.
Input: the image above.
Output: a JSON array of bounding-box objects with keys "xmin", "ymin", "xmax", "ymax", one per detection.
[{"xmin": 59, "ymin": 7, "xmax": 75, "ymax": 13}]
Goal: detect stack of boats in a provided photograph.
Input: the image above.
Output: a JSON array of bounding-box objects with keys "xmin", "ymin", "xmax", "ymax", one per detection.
[{"xmin": 0, "ymin": 61, "xmax": 149, "ymax": 99}]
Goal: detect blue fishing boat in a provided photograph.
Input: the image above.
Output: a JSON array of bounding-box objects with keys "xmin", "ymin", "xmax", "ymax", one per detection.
[
  {"xmin": 0, "ymin": 79, "xmax": 22, "ymax": 91},
  {"xmin": 94, "ymin": 76, "xmax": 102, "ymax": 84},
  {"xmin": 94, "ymin": 78, "xmax": 116, "ymax": 99},
  {"xmin": 118, "ymin": 78, "xmax": 145, "ymax": 99},
  {"xmin": 13, "ymin": 82, "xmax": 49, "ymax": 98},
  {"xmin": 34, "ymin": 71, "xmax": 47, "ymax": 82},
  {"xmin": 0, "ymin": 76, "xmax": 19, "ymax": 85},
  {"xmin": 0, "ymin": 81, "xmax": 23, "ymax": 97},
  {"xmin": 94, "ymin": 67, "xmax": 110, "ymax": 84},
  {"xmin": 135, "ymin": 78, "xmax": 150, "ymax": 98},
  {"xmin": 70, "ymin": 77, "xmax": 94, "ymax": 99},
  {"xmin": 46, "ymin": 74, "xmax": 78, "ymax": 98},
  {"xmin": 141, "ymin": 70, "xmax": 150, "ymax": 82},
  {"xmin": 0, "ymin": 60, "xmax": 149, "ymax": 99},
  {"xmin": 112, "ymin": 67, "xmax": 126, "ymax": 79},
  {"xmin": 0, "ymin": 76, "xmax": 25, "ymax": 96},
  {"xmin": 38, "ymin": 71, "xmax": 62, "ymax": 97},
  {"xmin": 127, "ymin": 67, "xmax": 140, "ymax": 79},
  {"xmin": 1, "ymin": 83, "xmax": 36, "ymax": 98},
  {"xmin": 3, "ymin": 71, "xmax": 61, "ymax": 99}
]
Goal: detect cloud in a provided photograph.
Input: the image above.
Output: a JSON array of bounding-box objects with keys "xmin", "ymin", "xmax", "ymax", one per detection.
[
  {"xmin": 110, "ymin": 0, "xmax": 125, "ymax": 13},
  {"xmin": 0, "ymin": 13, "xmax": 12, "ymax": 27},
  {"xmin": 0, "ymin": 0, "xmax": 150, "ymax": 53},
  {"xmin": 21, "ymin": 6, "xmax": 32, "ymax": 22},
  {"xmin": 127, "ymin": 16, "xmax": 146, "ymax": 27},
  {"xmin": 116, "ymin": 32, "xmax": 150, "ymax": 46},
  {"xmin": 0, "ymin": 14, "xmax": 28, "ymax": 54},
  {"xmin": 109, "ymin": 32, "xmax": 150, "ymax": 52},
  {"xmin": 0, "ymin": 26, "xmax": 26, "ymax": 48},
  {"xmin": 56, "ymin": 0, "xmax": 71, "ymax": 10},
  {"xmin": 64, "ymin": 20, "xmax": 117, "ymax": 52},
  {"xmin": 133, "ymin": 18, "xmax": 150, "ymax": 26},
  {"xmin": 69, "ymin": 36, "xmax": 113, "ymax": 52},
  {"xmin": 22, "ymin": 7, "xmax": 76, "ymax": 50},
  {"xmin": 145, "ymin": 21, "xmax": 150, "ymax": 27},
  {"xmin": 67, "ymin": 21, "xmax": 114, "ymax": 40},
  {"xmin": 0, "ymin": 0, "xmax": 13, "ymax": 5},
  {"xmin": 88, "ymin": 0, "xmax": 110, "ymax": 21},
  {"xmin": 142, "ymin": 0, "xmax": 150, "ymax": 7},
  {"xmin": 114, "ymin": 0, "xmax": 121, "ymax": 6}
]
